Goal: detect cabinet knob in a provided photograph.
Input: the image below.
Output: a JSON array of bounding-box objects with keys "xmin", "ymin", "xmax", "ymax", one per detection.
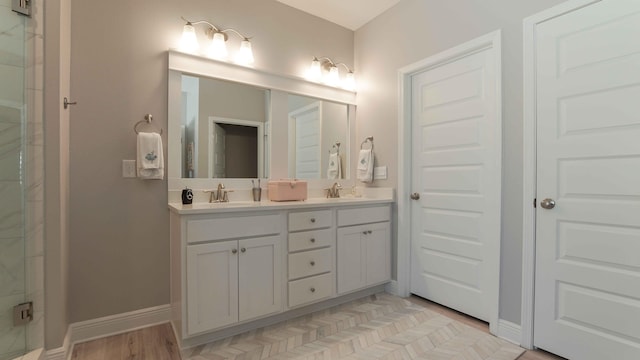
[
  {"xmin": 310, "ymin": 238, "xmax": 316, "ymax": 243},
  {"xmin": 232, "ymin": 249, "xmax": 237, "ymax": 254},
  {"xmin": 310, "ymin": 287, "xmax": 316, "ymax": 293},
  {"xmin": 310, "ymin": 218, "xmax": 316, "ymax": 223},
  {"xmin": 368, "ymin": 230, "xmax": 372, "ymax": 234},
  {"xmin": 362, "ymin": 231, "xmax": 367, "ymax": 235},
  {"xmin": 310, "ymin": 261, "xmax": 315, "ymax": 266},
  {"xmin": 241, "ymin": 248, "xmax": 246, "ymax": 253}
]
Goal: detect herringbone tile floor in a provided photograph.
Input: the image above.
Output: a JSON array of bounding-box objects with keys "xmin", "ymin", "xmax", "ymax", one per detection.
[{"xmin": 185, "ymin": 293, "xmax": 525, "ymax": 360}]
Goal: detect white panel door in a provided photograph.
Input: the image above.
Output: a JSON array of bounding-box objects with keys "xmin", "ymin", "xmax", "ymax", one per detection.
[
  {"xmin": 291, "ymin": 103, "xmax": 321, "ymax": 179},
  {"xmin": 238, "ymin": 235, "xmax": 282, "ymax": 321},
  {"xmin": 186, "ymin": 241, "xmax": 238, "ymax": 335},
  {"xmin": 410, "ymin": 42, "xmax": 500, "ymax": 322},
  {"xmin": 534, "ymin": 2, "xmax": 640, "ymax": 358}
]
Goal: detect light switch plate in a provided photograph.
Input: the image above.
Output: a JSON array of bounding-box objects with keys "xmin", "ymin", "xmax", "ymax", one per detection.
[
  {"xmin": 122, "ymin": 160, "xmax": 136, "ymax": 178},
  {"xmin": 374, "ymin": 166, "xmax": 388, "ymax": 180}
]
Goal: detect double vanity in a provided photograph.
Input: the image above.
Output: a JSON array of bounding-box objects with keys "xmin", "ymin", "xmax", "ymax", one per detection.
[
  {"xmin": 165, "ymin": 50, "xmax": 393, "ymax": 349},
  {"xmin": 169, "ymin": 194, "xmax": 393, "ymax": 348}
]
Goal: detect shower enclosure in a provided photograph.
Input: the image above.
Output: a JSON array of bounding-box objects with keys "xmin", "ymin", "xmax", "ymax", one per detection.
[{"xmin": 0, "ymin": 1, "xmax": 45, "ymax": 358}]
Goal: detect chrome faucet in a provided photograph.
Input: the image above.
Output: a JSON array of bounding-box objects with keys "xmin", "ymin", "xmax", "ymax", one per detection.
[
  {"xmin": 205, "ymin": 183, "xmax": 232, "ymax": 203},
  {"xmin": 326, "ymin": 182, "xmax": 342, "ymax": 198}
]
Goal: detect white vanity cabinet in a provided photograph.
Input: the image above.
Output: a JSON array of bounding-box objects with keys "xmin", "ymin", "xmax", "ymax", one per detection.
[
  {"xmin": 169, "ymin": 198, "xmax": 393, "ymax": 348},
  {"xmin": 173, "ymin": 211, "xmax": 285, "ymax": 336},
  {"xmin": 336, "ymin": 205, "xmax": 391, "ymax": 295},
  {"xmin": 286, "ymin": 209, "xmax": 336, "ymax": 308}
]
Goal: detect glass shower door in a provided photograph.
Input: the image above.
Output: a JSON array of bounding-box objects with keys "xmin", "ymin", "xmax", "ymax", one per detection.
[{"xmin": 0, "ymin": 3, "xmax": 27, "ymax": 360}]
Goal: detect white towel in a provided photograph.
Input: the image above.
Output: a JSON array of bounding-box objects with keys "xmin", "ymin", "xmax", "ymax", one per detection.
[
  {"xmin": 357, "ymin": 149, "xmax": 374, "ymax": 183},
  {"xmin": 137, "ymin": 132, "xmax": 164, "ymax": 180},
  {"xmin": 327, "ymin": 153, "xmax": 342, "ymax": 179}
]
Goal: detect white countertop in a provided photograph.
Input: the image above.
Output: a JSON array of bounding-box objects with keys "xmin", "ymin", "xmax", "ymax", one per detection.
[{"xmin": 168, "ymin": 195, "xmax": 394, "ymax": 215}]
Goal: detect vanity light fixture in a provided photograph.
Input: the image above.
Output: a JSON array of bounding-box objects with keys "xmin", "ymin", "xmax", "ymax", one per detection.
[
  {"xmin": 180, "ymin": 17, "xmax": 254, "ymax": 66},
  {"xmin": 306, "ymin": 57, "xmax": 356, "ymax": 91}
]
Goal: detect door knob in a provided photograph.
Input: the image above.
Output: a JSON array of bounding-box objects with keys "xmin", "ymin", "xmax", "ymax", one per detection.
[
  {"xmin": 540, "ymin": 198, "xmax": 556, "ymax": 209},
  {"xmin": 410, "ymin": 193, "xmax": 420, "ymax": 200}
]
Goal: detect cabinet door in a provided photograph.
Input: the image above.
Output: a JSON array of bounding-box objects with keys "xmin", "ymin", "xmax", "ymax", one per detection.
[
  {"xmin": 337, "ymin": 225, "xmax": 366, "ymax": 294},
  {"xmin": 366, "ymin": 222, "xmax": 391, "ymax": 285},
  {"xmin": 238, "ymin": 235, "xmax": 283, "ymax": 321},
  {"xmin": 187, "ymin": 241, "xmax": 238, "ymax": 335}
]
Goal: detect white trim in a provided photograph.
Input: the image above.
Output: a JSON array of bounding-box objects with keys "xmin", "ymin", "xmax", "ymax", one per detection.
[
  {"xmin": 520, "ymin": 0, "xmax": 602, "ymax": 350},
  {"xmin": 207, "ymin": 116, "xmax": 265, "ymax": 178},
  {"xmin": 68, "ymin": 304, "xmax": 171, "ymax": 345},
  {"xmin": 397, "ymin": 30, "xmax": 502, "ymax": 335},
  {"xmin": 44, "ymin": 329, "xmax": 70, "ymax": 360},
  {"xmin": 497, "ymin": 319, "xmax": 522, "ymax": 345}
]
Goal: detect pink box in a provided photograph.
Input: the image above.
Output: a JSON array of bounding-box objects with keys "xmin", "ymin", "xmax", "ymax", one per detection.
[{"xmin": 267, "ymin": 180, "xmax": 308, "ymax": 201}]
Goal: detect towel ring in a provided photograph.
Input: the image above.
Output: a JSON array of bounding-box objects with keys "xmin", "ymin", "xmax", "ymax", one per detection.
[
  {"xmin": 360, "ymin": 136, "xmax": 374, "ymax": 151},
  {"xmin": 134, "ymin": 114, "xmax": 163, "ymax": 135},
  {"xmin": 329, "ymin": 141, "xmax": 341, "ymax": 155}
]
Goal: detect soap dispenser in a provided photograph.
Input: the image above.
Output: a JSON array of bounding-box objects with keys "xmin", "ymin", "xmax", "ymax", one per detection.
[{"xmin": 181, "ymin": 187, "xmax": 193, "ymax": 205}]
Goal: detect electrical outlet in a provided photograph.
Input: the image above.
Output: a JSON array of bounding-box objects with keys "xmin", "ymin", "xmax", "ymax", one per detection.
[
  {"xmin": 122, "ymin": 160, "xmax": 136, "ymax": 178},
  {"xmin": 374, "ymin": 166, "xmax": 388, "ymax": 180}
]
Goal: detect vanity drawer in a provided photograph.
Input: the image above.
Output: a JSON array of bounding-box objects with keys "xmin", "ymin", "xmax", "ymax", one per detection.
[
  {"xmin": 337, "ymin": 205, "xmax": 390, "ymax": 227},
  {"xmin": 288, "ymin": 229, "xmax": 333, "ymax": 252},
  {"xmin": 288, "ymin": 248, "xmax": 332, "ymax": 280},
  {"xmin": 288, "ymin": 272, "xmax": 333, "ymax": 308},
  {"xmin": 288, "ymin": 210, "xmax": 332, "ymax": 232},
  {"xmin": 186, "ymin": 214, "xmax": 281, "ymax": 244}
]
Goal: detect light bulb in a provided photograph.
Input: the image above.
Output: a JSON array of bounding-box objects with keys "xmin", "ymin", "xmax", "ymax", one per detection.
[
  {"xmin": 208, "ymin": 32, "xmax": 228, "ymax": 60},
  {"xmin": 325, "ymin": 66, "xmax": 340, "ymax": 87},
  {"xmin": 307, "ymin": 58, "xmax": 322, "ymax": 82},
  {"xmin": 343, "ymin": 72, "xmax": 356, "ymax": 91},
  {"xmin": 180, "ymin": 23, "xmax": 199, "ymax": 53},
  {"xmin": 235, "ymin": 39, "xmax": 254, "ymax": 66}
]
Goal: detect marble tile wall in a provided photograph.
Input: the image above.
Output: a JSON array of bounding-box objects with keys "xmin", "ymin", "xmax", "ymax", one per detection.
[{"xmin": 0, "ymin": 0, "xmax": 44, "ymax": 358}]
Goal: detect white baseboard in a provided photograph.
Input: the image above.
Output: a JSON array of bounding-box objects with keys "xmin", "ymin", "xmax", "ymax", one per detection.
[
  {"xmin": 44, "ymin": 304, "xmax": 171, "ymax": 360},
  {"xmin": 45, "ymin": 329, "xmax": 70, "ymax": 360},
  {"xmin": 385, "ymin": 280, "xmax": 399, "ymax": 296},
  {"xmin": 497, "ymin": 319, "xmax": 522, "ymax": 345},
  {"xmin": 69, "ymin": 304, "xmax": 171, "ymax": 344}
]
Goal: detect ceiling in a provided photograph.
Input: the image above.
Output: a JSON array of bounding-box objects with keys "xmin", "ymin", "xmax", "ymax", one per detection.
[{"xmin": 275, "ymin": 0, "xmax": 401, "ymax": 30}]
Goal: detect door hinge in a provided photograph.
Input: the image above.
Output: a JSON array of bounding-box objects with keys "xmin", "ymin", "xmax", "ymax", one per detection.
[
  {"xmin": 12, "ymin": 0, "xmax": 31, "ymax": 16},
  {"xmin": 533, "ymin": 198, "xmax": 537, "ymax": 208},
  {"xmin": 13, "ymin": 302, "xmax": 33, "ymax": 326}
]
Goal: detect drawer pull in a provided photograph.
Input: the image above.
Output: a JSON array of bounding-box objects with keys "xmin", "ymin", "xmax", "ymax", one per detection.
[
  {"xmin": 310, "ymin": 287, "xmax": 316, "ymax": 293},
  {"xmin": 241, "ymin": 247, "xmax": 246, "ymax": 253},
  {"xmin": 310, "ymin": 260, "xmax": 315, "ymax": 266},
  {"xmin": 310, "ymin": 238, "xmax": 316, "ymax": 243},
  {"xmin": 231, "ymin": 249, "xmax": 238, "ymax": 254},
  {"xmin": 310, "ymin": 218, "xmax": 316, "ymax": 223}
]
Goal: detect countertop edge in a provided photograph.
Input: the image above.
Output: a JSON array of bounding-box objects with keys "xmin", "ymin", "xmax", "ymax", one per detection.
[{"xmin": 168, "ymin": 197, "xmax": 394, "ymax": 215}]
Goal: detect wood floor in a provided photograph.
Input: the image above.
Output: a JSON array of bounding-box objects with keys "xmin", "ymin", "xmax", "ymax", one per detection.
[{"xmin": 71, "ymin": 294, "xmax": 566, "ymax": 360}]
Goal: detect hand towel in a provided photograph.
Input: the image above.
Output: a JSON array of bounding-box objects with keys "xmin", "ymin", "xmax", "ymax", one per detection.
[
  {"xmin": 327, "ymin": 153, "xmax": 342, "ymax": 179},
  {"xmin": 137, "ymin": 132, "xmax": 164, "ymax": 180},
  {"xmin": 357, "ymin": 149, "xmax": 374, "ymax": 183}
]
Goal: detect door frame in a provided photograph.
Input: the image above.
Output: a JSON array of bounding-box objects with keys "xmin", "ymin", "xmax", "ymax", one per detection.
[
  {"xmin": 397, "ymin": 29, "xmax": 502, "ymax": 335},
  {"xmin": 521, "ymin": 0, "xmax": 602, "ymax": 349},
  {"xmin": 208, "ymin": 116, "xmax": 265, "ymax": 178}
]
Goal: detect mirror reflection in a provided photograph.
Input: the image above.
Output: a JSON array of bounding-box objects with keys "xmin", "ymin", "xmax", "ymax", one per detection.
[
  {"xmin": 180, "ymin": 75, "xmax": 269, "ymax": 178},
  {"xmin": 287, "ymin": 94, "xmax": 349, "ymax": 179}
]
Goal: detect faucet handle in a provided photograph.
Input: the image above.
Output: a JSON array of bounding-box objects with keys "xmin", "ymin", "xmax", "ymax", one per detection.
[
  {"xmin": 222, "ymin": 190, "xmax": 234, "ymax": 202},
  {"xmin": 203, "ymin": 190, "xmax": 217, "ymax": 202}
]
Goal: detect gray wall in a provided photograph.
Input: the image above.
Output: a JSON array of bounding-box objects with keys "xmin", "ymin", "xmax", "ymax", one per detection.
[
  {"xmin": 197, "ymin": 78, "xmax": 266, "ymax": 177},
  {"xmin": 68, "ymin": 0, "xmax": 353, "ymax": 323},
  {"xmin": 354, "ymin": 0, "xmax": 566, "ymax": 324}
]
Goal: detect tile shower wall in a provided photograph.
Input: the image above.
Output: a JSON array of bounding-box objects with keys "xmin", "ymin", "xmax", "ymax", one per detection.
[{"xmin": 0, "ymin": 0, "xmax": 44, "ymax": 358}]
